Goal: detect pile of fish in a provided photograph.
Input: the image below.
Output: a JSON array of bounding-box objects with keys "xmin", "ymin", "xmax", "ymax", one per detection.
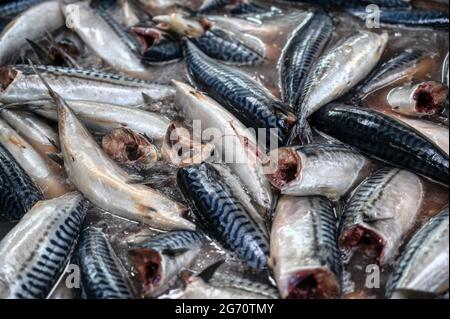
[{"xmin": 0, "ymin": 0, "xmax": 448, "ymax": 299}]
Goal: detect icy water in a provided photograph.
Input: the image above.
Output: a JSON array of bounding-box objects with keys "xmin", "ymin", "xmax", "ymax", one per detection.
[{"xmin": 0, "ymin": 0, "xmax": 449, "ymax": 299}]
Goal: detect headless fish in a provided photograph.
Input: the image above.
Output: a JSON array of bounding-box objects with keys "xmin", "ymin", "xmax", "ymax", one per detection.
[
  {"xmin": 0, "ymin": 65, "xmax": 175, "ymax": 106},
  {"xmin": 0, "ymin": 144, "xmax": 43, "ymax": 220},
  {"xmin": 0, "ymin": 1, "xmax": 65, "ymax": 65},
  {"xmin": 0, "ymin": 109, "xmax": 60, "ymax": 159},
  {"xmin": 177, "ymin": 163, "xmax": 270, "ymax": 270},
  {"xmin": 280, "ymin": 10, "xmax": 333, "ymax": 109},
  {"xmin": 354, "ymin": 51, "xmax": 428, "ymax": 102},
  {"xmin": 270, "ymin": 196, "xmax": 342, "ymax": 299},
  {"xmin": 386, "ymin": 208, "xmax": 449, "ymax": 299},
  {"xmin": 310, "ymin": 104, "xmax": 449, "ymax": 185},
  {"xmin": 266, "ymin": 144, "xmax": 372, "ymax": 201},
  {"xmin": 129, "ymin": 230, "xmax": 204, "ymax": 297},
  {"xmin": 76, "ymin": 227, "xmax": 135, "ymax": 299},
  {"xmin": 388, "ymin": 81, "xmax": 448, "ymax": 117},
  {"xmin": 339, "ymin": 168, "xmax": 424, "ymax": 265},
  {"xmin": 184, "ymin": 40, "xmax": 295, "ymax": 145},
  {"xmin": 0, "ymin": 117, "xmax": 72, "ymax": 198},
  {"xmin": 296, "ymin": 32, "xmax": 388, "ymax": 142},
  {"xmin": 174, "ymin": 81, "xmax": 273, "ymax": 211},
  {"xmin": 41, "ymin": 75, "xmax": 193, "ymax": 231},
  {"xmin": 62, "ymin": 1, "xmax": 151, "ymax": 79},
  {"xmin": 0, "ymin": 192, "xmax": 87, "ymax": 299}
]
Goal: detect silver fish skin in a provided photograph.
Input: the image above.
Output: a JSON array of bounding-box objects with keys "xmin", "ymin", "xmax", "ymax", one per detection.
[
  {"xmin": 0, "ymin": 109, "xmax": 60, "ymax": 157},
  {"xmin": 174, "ymin": 81, "xmax": 273, "ymax": 211},
  {"xmin": 339, "ymin": 168, "xmax": 424, "ymax": 265},
  {"xmin": 443, "ymin": 52, "xmax": 449, "ymax": 87},
  {"xmin": 386, "ymin": 208, "xmax": 449, "ymax": 299},
  {"xmin": 77, "ymin": 227, "xmax": 135, "ymax": 299},
  {"xmin": 0, "ymin": 143, "xmax": 43, "ymax": 221},
  {"xmin": 129, "ymin": 230, "xmax": 204, "ymax": 297},
  {"xmin": 270, "ymin": 196, "xmax": 342, "ymax": 299},
  {"xmin": 355, "ymin": 51, "xmax": 426, "ymax": 101},
  {"xmin": 388, "ymin": 81, "xmax": 448, "ymax": 117},
  {"xmin": 298, "ymin": 32, "xmax": 388, "ymax": 137},
  {"xmin": 62, "ymin": 1, "xmax": 151, "ymax": 79},
  {"xmin": 0, "ymin": 117, "xmax": 72, "ymax": 198},
  {"xmin": 25, "ymin": 100, "xmax": 171, "ymax": 146},
  {"xmin": 0, "ymin": 192, "xmax": 87, "ymax": 299},
  {"xmin": 0, "ymin": 1, "xmax": 65, "ymax": 65},
  {"xmin": 0, "ymin": 65, "xmax": 175, "ymax": 106},
  {"xmin": 53, "ymin": 87, "xmax": 193, "ymax": 231},
  {"xmin": 266, "ymin": 144, "xmax": 372, "ymax": 201}
]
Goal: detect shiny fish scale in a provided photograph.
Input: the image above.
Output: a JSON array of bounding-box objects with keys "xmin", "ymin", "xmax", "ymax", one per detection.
[
  {"xmin": 386, "ymin": 208, "xmax": 449, "ymax": 298},
  {"xmin": 281, "ymin": 10, "xmax": 333, "ymax": 109},
  {"xmin": 184, "ymin": 41, "xmax": 289, "ymax": 143},
  {"xmin": 192, "ymin": 29, "xmax": 263, "ymax": 65},
  {"xmin": 310, "ymin": 104, "xmax": 449, "ymax": 185},
  {"xmin": 177, "ymin": 164, "xmax": 269, "ymax": 270},
  {"xmin": 77, "ymin": 227, "xmax": 134, "ymax": 299},
  {"xmin": 139, "ymin": 230, "xmax": 204, "ymax": 251},
  {"xmin": 9, "ymin": 195, "xmax": 87, "ymax": 299},
  {"xmin": 0, "ymin": 144, "xmax": 43, "ymax": 220},
  {"xmin": 0, "ymin": 0, "xmax": 45, "ymax": 18}
]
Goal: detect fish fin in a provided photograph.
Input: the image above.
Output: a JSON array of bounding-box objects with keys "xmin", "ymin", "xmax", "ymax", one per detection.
[
  {"xmin": 26, "ymin": 39, "xmax": 52, "ymax": 65},
  {"xmin": 197, "ymin": 260, "xmax": 225, "ymax": 283},
  {"xmin": 161, "ymin": 248, "xmax": 190, "ymax": 258},
  {"xmin": 27, "ymin": 60, "xmax": 62, "ymax": 103},
  {"xmin": 47, "ymin": 152, "xmax": 65, "ymax": 167},
  {"xmin": 142, "ymin": 93, "xmax": 155, "ymax": 105}
]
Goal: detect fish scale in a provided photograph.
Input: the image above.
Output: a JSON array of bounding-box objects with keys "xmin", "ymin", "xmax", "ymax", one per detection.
[
  {"xmin": 184, "ymin": 40, "xmax": 292, "ymax": 144},
  {"xmin": 0, "ymin": 144, "xmax": 43, "ymax": 221},
  {"xmin": 280, "ymin": 10, "xmax": 333, "ymax": 109},
  {"xmin": 310, "ymin": 104, "xmax": 449, "ymax": 185},
  {"xmin": 192, "ymin": 29, "xmax": 263, "ymax": 65},
  {"xmin": 177, "ymin": 163, "xmax": 269, "ymax": 270},
  {"xmin": 77, "ymin": 227, "xmax": 134, "ymax": 299},
  {"xmin": 0, "ymin": 192, "xmax": 87, "ymax": 299}
]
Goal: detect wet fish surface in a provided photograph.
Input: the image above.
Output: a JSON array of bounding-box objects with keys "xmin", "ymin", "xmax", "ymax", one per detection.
[{"xmin": 310, "ymin": 104, "xmax": 449, "ymax": 185}]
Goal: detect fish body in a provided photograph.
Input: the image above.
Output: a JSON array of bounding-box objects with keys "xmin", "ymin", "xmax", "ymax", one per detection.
[
  {"xmin": 386, "ymin": 208, "xmax": 449, "ymax": 299},
  {"xmin": 174, "ymin": 81, "xmax": 273, "ymax": 211},
  {"xmin": 143, "ymin": 40, "xmax": 183, "ymax": 65},
  {"xmin": 310, "ymin": 104, "xmax": 450, "ymax": 185},
  {"xmin": 177, "ymin": 163, "xmax": 269, "ymax": 269},
  {"xmin": 0, "ymin": 192, "xmax": 87, "ymax": 299},
  {"xmin": 270, "ymin": 196, "xmax": 342, "ymax": 299},
  {"xmin": 0, "ymin": 0, "xmax": 65, "ymax": 65},
  {"xmin": 339, "ymin": 168, "xmax": 424, "ymax": 265},
  {"xmin": 62, "ymin": 1, "xmax": 150, "ymax": 79},
  {"xmin": 77, "ymin": 227, "xmax": 135, "ymax": 299},
  {"xmin": 0, "ymin": 65, "xmax": 174, "ymax": 106},
  {"xmin": 0, "ymin": 117, "xmax": 71, "ymax": 198},
  {"xmin": 280, "ymin": 10, "xmax": 333, "ymax": 109},
  {"xmin": 129, "ymin": 230, "xmax": 204, "ymax": 297},
  {"xmin": 0, "ymin": 144, "xmax": 42, "ymax": 220},
  {"xmin": 286, "ymin": 0, "xmax": 411, "ymax": 8},
  {"xmin": 266, "ymin": 144, "xmax": 372, "ymax": 201},
  {"xmin": 0, "ymin": 0, "xmax": 47, "ymax": 19},
  {"xmin": 355, "ymin": 51, "xmax": 426, "ymax": 101},
  {"xmin": 351, "ymin": 10, "xmax": 449, "ymax": 28},
  {"xmin": 184, "ymin": 40, "xmax": 294, "ymax": 145}
]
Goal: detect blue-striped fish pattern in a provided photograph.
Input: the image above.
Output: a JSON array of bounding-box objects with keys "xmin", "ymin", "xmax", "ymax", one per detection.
[
  {"xmin": 310, "ymin": 104, "xmax": 449, "ymax": 185},
  {"xmin": 138, "ymin": 230, "xmax": 204, "ymax": 251},
  {"xmin": 77, "ymin": 227, "xmax": 134, "ymax": 299},
  {"xmin": 184, "ymin": 40, "xmax": 293, "ymax": 144},
  {"xmin": 177, "ymin": 163, "xmax": 269, "ymax": 270},
  {"xmin": 143, "ymin": 40, "xmax": 183, "ymax": 64},
  {"xmin": 0, "ymin": 0, "xmax": 46, "ymax": 18},
  {"xmin": 0, "ymin": 144, "xmax": 43, "ymax": 221}
]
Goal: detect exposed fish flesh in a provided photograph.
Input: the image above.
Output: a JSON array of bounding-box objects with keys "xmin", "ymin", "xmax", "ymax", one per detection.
[
  {"xmin": 0, "ymin": 192, "xmax": 87, "ymax": 299},
  {"xmin": 388, "ymin": 81, "xmax": 448, "ymax": 117},
  {"xmin": 77, "ymin": 227, "xmax": 135, "ymax": 299},
  {"xmin": 339, "ymin": 168, "xmax": 424, "ymax": 265},
  {"xmin": 177, "ymin": 163, "xmax": 269, "ymax": 270},
  {"xmin": 129, "ymin": 230, "xmax": 204, "ymax": 297},
  {"xmin": 310, "ymin": 104, "xmax": 449, "ymax": 185},
  {"xmin": 0, "ymin": 144, "xmax": 43, "ymax": 220},
  {"xmin": 174, "ymin": 81, "xmax": 273, "ymax": 211},
  {"xmin": 270, "ymin": 196, "xmax": 342, "ymax": 299},
  {"xmin": 266, "ymin": 144, "xmax": 372, "ymax": 201},
  {"xmin": 386, "ymin": 208, "xmax": 449, "ymax": 299}
]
